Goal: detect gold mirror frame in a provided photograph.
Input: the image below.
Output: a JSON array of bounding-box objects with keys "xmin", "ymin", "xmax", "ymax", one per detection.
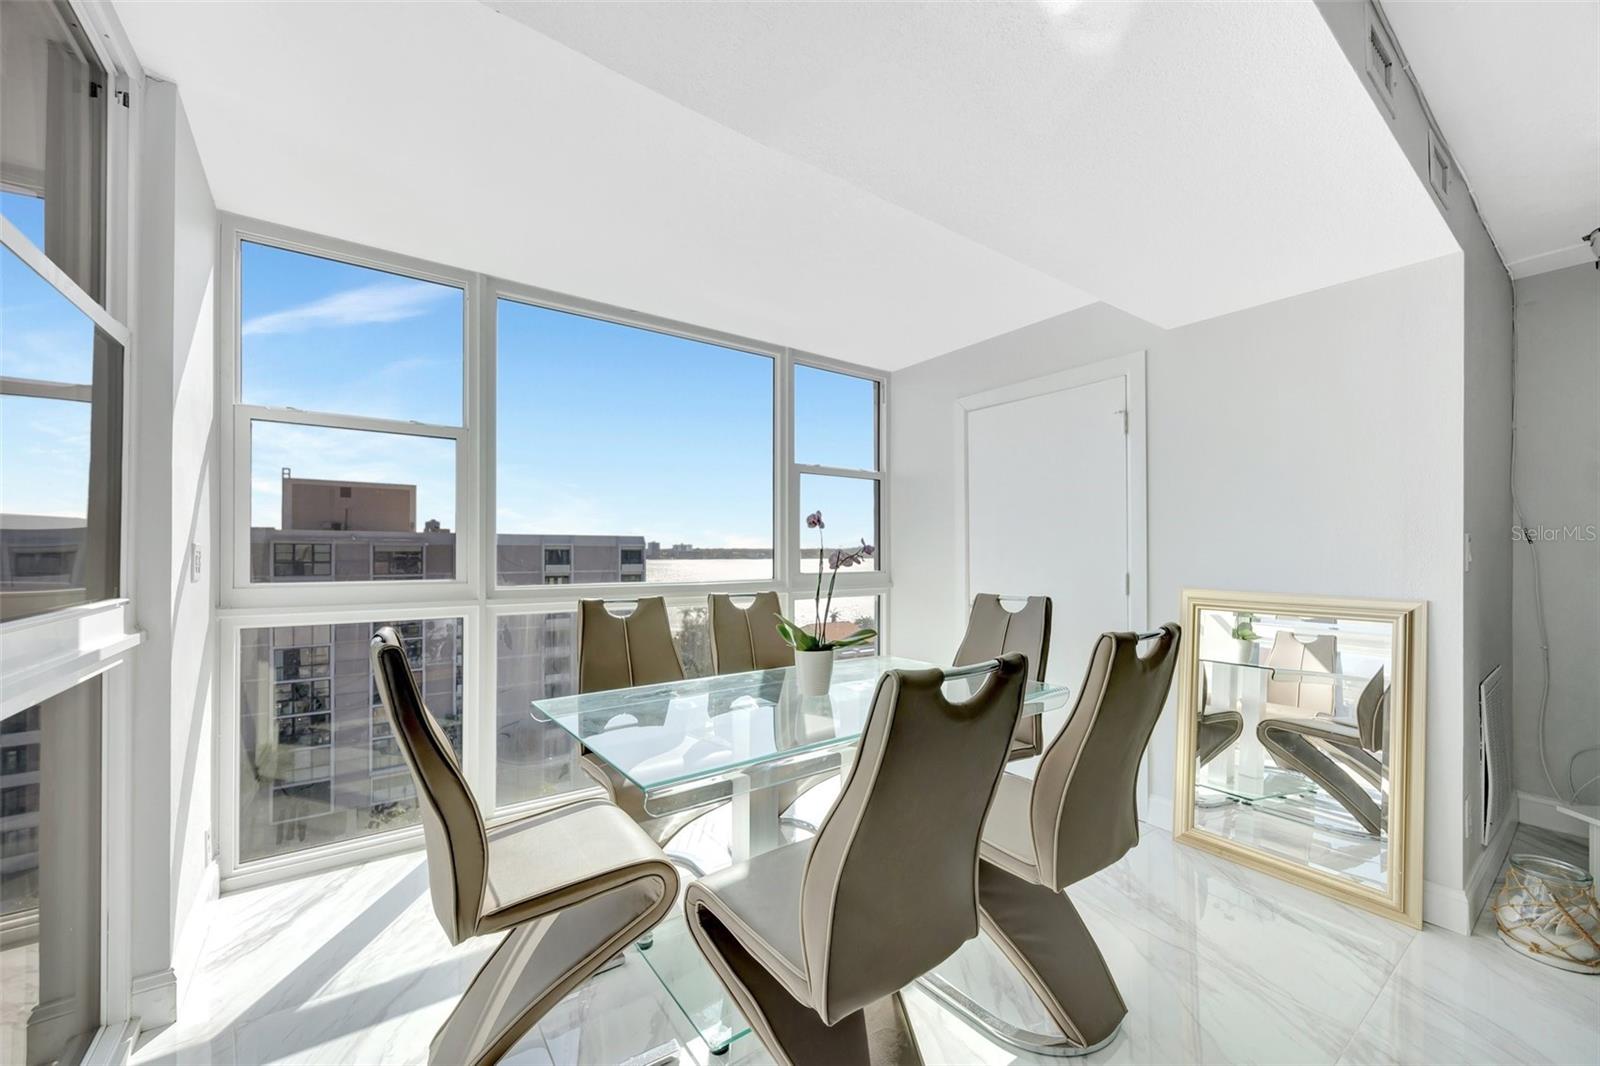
[{"xmin": 1172, "ymin": 589, "xmax": 1427, "ymax": 927}]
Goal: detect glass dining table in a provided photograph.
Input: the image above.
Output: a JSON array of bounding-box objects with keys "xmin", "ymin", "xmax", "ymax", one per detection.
[{"xmin": 532, "ymin": 655, "xmax": 1074, "ymax": 1053}]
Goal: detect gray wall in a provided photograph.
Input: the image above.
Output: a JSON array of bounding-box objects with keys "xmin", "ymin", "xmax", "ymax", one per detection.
[
  {"xmin": 887, "ymin": 255, "xmax": 1469, "ymax": 914},
  {"xmin": 1316, "ymin": 0, "xmax": 1515, "ymax": 891},
  {"xmin": 1510, "ymin": 264, "xmax": 1600, "ymax": 805},
  {"xmin": 131, "ymin": 78, "xmax": 219, "ymax": 1026}
]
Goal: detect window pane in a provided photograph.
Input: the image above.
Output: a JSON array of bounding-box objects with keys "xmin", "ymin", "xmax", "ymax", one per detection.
[
  {"xmin": 496, "ymin": 300, "xmax": 773, "ymax": 586},
  {"xmin": 792, "ymin": 595, "xmax": 880, "ymax": 659},
  {"xmin": 248, "ymin": 420, "xmax": 456, "ymax": 583},
  {"xmin": 798, "ymin": 474, "xmax": 878, "ymax": 573},
  {"xmin": 240, "ymin": 242, "xmax": 463, "ymax": 426},
  {"xmin": 0, "ymin": 1, "xmax": 106, "ymax": 299},
  {"xmin": 668, "ymin": 600, "xmax": 713, "ymax": 679},
  {"xmin": 1, "ymin": 247, "xmax": 123, "ymax": 619},
  {"xmin": 795, "ymin": 365, "xmax": 876, "ymax": 470},
  {"xmin": 238, "ymin": 618, "xmax": 464, "ymax": 863},
  {"xmin": 1, "ymin": 685, "xmax": 102, "ymax": 1065},
  {"xmin": 495, "ymin": 612, "xmax": 581, "ymax": 808}
]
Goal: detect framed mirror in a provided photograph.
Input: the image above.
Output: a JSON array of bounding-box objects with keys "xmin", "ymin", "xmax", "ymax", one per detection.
[{"xmin": 1173, "ymin": 590, "xmax": 1427, "ymax": 926}]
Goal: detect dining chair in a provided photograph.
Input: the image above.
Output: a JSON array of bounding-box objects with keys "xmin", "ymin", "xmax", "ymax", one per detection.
[
  {"xmin": 1257, "ymin": 667, "xmax": 1388, "ymax": 835},
  {"xmin": 708, "ymin": 591, "xmax": 794, "ymax": 673},
  {"xmin": 954, "ymin": 593, "xmax": 1053, "ymax": 759},
  {"xmin": 370, "ymin": 628, "xmax": 678, "ymax": 1066},
  {"xmin": 1263, "ymin": 630, "xmax": 1338, "ymax": 716},
  {"xmin": 684, "ymin": 655, "xmax": 1030, "ymax": 1066},
  {"xmin": 977, "ymin": 625, "xmax": 1180, "ymax": 1054},
  {"xmin": 1195, "ymin": 671, "xmax": 1244, "ymax": 766},
  {"xmin": 574, "ymin": 597, "xmax": 717, "ymax": 859}
]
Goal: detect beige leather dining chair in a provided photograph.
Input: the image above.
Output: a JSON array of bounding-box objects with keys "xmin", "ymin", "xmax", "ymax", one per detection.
[
  {"xmin": 978, "ymin": 625, "xmax": 1181, "ymax": 1054},
  {"xmin": 1264, "ymin": 630, "xmax": 1338, "ymax": 716},
  {"xmin": 573, "ymin": 597, "xmax": 708, "ymax": 850},
  {"xmin": 954, "ymin": 593, "xmax": 1052, "ymax": 759},
  {"xmin": 1257, "ymin": 667, "xmax": 1388, "ymax": 835},
  {"xmin": 1195, "ymin": 671, "xmax": 1244, "ymax": 766},
  {"xmin": 709, "ymin": 591, "xmax": 794, "ymax": 673},
  {"xmin": 685, "ymin": 655, "xmax": 1030, "ymax": 1066},
  {"xmin": 370, "ymin": 628, "xmax": 678, "ymax": 1066}
]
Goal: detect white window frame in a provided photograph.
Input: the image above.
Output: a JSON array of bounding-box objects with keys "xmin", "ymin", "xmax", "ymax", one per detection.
[{"xmin": 216, "ymin": 218, "xmax": 891, "ymax": 888}]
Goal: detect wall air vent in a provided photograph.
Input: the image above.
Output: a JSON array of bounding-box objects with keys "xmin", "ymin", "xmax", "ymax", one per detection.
[
  {"xmin": 1428, "ymin": 130, "xmax": 1453, "ymax": 205},
  {"xmin": 1365, "ymin": 5, "xmax": 1399, "ymax": 117}
]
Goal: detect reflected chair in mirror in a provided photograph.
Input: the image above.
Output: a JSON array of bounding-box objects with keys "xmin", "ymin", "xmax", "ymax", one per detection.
[
  {"xmin": 971, "ymin": 625, "xmax": 1180, "ymax": 1055},
  {"xmin": 370, "ymin": 628, "xmax": 678, "ymax": 1066},
  {"xmin": 1257, "ymin": 667, "xmax": 1389, "ymax": 836},
  {"xmin": 955, "ymin": 593, "xmax": 1053, "ymax": 760},
  {"xmin": 1195, "ymin": 672, "xmax": 1243, "ymax": 767},
  {"xmin": 1264, "ymin": 630, "xmax": 1338, "ymax": 716},
  {"xmin": 685, "ymin": 655, "xmax": 1030, "ymax": 1066},
  {"xmin": 574, "ymin": 597, "xmax": 711, "ymax": 854}
]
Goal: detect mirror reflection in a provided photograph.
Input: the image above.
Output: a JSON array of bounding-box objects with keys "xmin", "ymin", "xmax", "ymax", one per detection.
[{"xmin": 1188, "ymin": 605, "xmax": 1397, "ymax": 893}]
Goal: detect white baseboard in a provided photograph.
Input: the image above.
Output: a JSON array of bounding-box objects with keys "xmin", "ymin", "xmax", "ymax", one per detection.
[
  {"xmin": 1465, "ymin": 808, "xmax": 1519, "ymax": 924},
  {"xmin": 1518, "ymin": 791, "xmax": 1587, "ymax": 838},
  {"xmin": 1422, "ymin": 879, "xmax": 1473, "ymax": 934},
  {"xmin": 129, "ymin": 968, "xmax": 177, "ymax": 1029},
  {"xmin": 1144, "ymin": 793, "xmax": 1174, "ymax": 832}
]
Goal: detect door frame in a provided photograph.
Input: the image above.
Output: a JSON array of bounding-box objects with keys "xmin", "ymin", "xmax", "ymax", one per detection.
[{"xmin": 953, "ymin": 350, "xmax": 1151, "ymax": 799}]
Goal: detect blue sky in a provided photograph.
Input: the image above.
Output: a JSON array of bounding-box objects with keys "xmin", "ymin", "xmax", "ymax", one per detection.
[
  {"xmin": 2, "ymin": 192, "xmax": 95, "ymax": 520},
  {"xmin": 240, "ymin": 241, "xmax": 878, "ymax": 549}
]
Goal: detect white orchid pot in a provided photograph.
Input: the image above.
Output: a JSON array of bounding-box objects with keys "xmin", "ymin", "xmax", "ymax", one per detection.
[{"xmin": 795, "ymin": 648, "xmax": 835, "ymax": 697}]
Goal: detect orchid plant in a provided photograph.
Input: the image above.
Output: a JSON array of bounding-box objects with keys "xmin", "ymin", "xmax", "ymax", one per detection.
[{"xmin": 775, "ymin": 511, "xmax": 879, "ymax": 652}]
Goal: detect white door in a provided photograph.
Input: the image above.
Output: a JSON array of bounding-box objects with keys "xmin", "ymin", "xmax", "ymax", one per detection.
[{"xmin": 962, "ymin": 370, "xmax": 1136, "ymax": 742}]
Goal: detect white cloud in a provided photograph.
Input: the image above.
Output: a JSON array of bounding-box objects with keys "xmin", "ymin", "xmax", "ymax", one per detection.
[{"xmin": 242, "ymin": 280, "xmax": 452, "ymax": 337}]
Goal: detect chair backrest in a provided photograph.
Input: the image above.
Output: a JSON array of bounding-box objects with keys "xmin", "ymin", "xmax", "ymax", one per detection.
[
  {"xmin": 1028, "ymin": 625, "xmax": 1181, "ymax": 890},
  {"xmin": 799, "ymin": 654, "xmax": 1027, "ymax": 1024},
  {"xmin": 953, "ymin": 594, "xmax": 1052, "ymax": 682},
  {"xmin": 708, "ymin": 591, "xmax": 794, "ymax": 674},
  {"xmin": 370, "ymin": 627, "xmax": 486, "ymax": 944},
  {"xmin": 1264, "ymin": 631, "xmax": 1337, "ymax": 714},
  {"xmin": 577, "ymin": 597, "xmax": 686, "ymax": 693},
  {"xmin": 1355, "ymin": 666, "xmax": 1388, "ymax": 752}
]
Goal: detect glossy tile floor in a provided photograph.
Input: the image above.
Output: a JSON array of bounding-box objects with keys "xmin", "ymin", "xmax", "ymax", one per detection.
[{"xmin": 131, "ymin": 823, "xmax": 1598, "ymax": 1066}]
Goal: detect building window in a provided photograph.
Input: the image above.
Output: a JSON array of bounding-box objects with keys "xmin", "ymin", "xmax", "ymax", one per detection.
[
  {"xmin": 496, "ymin": 299, "xmax": 774, "ymax": 586},
  {"xmin": 1, "ymin": 784, "xmax": 39, "ymax": 817},
  {"xmin": 272, "ymin": 542, "xmax": 331, "ymax": 578},
  {"xmin": 620, "ymin": 548, "xmax": 644, "ymax": 566},
  {"xmin": 620, "ymin": 574, "xmax": 644, "ymax": 582},
  {"xmin": 372, "ymin": 545, "xmax": 424, "ymax": 578},
  {"xmin": 544, "ymin": 547, "xmax": 571, "ymax": 567},
  {"xmin": 544, "ymin": 575, "xmax": 570, "ymax": 586}
]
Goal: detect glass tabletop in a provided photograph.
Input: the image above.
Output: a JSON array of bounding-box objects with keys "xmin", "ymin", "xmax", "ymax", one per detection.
[{"xmin": 532, "ymin": 655, "xmax": 1072, "ymax": 800}]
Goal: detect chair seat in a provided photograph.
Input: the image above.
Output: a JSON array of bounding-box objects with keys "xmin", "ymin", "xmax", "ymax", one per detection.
[
  {"xmin": 979, "ymin": 770, "xmax": 1040, "ymax": 882},
  {"xmin": 480, "ymin": 796, "xmax": 672, "ymax": 935},
  {"xmin": 685, "ymin": 838, "xmax": 813, "ymax": 1004},
  {"xmin": 1258, "ymin": 713, "xmax": 1361, "ymax": 742}
]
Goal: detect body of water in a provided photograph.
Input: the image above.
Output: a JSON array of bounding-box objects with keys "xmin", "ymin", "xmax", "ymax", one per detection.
[{"xmin": 642, "ymin": 557, "xmax": 774, "ymax": 583}]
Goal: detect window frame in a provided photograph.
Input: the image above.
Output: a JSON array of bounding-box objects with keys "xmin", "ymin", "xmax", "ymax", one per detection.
[{"xmin": 216, "ymin": 216, "xmax": 892, "ymax": 888}]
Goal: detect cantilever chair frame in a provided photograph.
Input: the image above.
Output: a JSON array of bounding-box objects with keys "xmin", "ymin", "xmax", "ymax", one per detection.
[{"xmin": 1171, "ymin": 589, "xmax": 1428, "ymax": 928}]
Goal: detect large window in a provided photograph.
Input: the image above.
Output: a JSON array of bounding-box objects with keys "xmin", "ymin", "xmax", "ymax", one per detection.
[
  {"xmin": 236, "ymin": 240, "xmax": 465, "ymax": 586},
  {"xmin": 221, "ymin": 221, "xmax": 888, "ymax": 880},
  {"xmin": 237, "ymin": 618, "xmax": 463, "ymax": 863},
  {"xmin": 496, "ymin": 299, "xmax": 774, "ymax": 587},
  {"xmin": 794, "ymin": 365, "xmax": 880, "ymax": 575}
]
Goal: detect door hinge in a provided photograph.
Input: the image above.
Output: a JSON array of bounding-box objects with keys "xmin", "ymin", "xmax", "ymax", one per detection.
[{"xmin": 1116, "ymin": 408, "xmax": 1128, "ymax": 434}]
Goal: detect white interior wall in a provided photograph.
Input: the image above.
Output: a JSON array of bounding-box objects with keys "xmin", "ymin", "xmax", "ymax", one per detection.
[
  {"xmin": 1510, "ymin": 264, "xmax": 1600, "ymax": 809},
  {"xmin": 130, "ymin": 77, "xmax": 219, "ymax": 1026},
  {"xmin": 887, "ymin": 256, "xmax": 1469, "ymax": 924},
  {"xmin": 1314, "ymin": 0, "xmax": 1515, "ymax": 899}
]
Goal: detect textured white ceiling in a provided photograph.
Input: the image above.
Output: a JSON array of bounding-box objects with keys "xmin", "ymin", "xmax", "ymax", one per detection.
[
  {"xmin": 112, "ymin": 0, "xmax": 1093, "ymax": 370},
  {"xmin": 114, "ymin": 0, "xmax": 1456, "ymax": 370},
  {"xmin": 1383, "ymin": 0, "xmax": 1600, "ymax": 279},
  {"xmin": 492, "ymin": 0, "xmax": 1458, "ymax": 328}
]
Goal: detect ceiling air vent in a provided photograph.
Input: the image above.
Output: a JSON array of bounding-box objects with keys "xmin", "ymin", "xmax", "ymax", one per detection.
[{"xmin": 1364, "ymin": 5, "xmax": 1399, "ymax": 117}]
